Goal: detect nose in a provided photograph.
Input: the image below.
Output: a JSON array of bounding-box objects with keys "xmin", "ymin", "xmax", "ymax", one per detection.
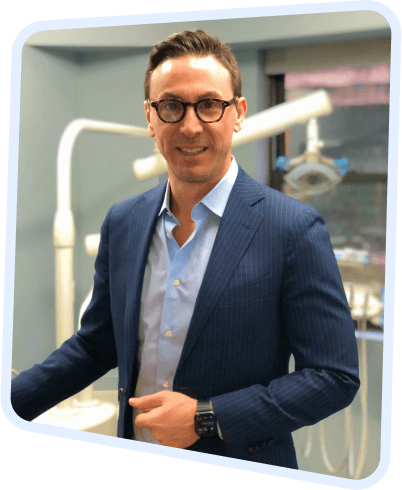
[{"xmin": 179, "ymin": 105, "xmax": 203, "ymax": 138}]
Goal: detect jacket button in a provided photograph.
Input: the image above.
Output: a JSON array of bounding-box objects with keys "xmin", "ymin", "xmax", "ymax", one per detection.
[{"xmin": 119, "ymin": 388, "xmax": 127, "ymax": 397}]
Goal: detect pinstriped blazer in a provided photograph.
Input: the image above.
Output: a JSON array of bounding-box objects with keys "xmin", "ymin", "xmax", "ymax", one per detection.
[{"xmin": 11, "ymin": 165, "xmax": 360, "ymax": 468}]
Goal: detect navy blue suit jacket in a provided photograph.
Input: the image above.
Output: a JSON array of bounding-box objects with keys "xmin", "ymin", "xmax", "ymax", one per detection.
[{"xmin": 12, "ymin": 166, "xmax": 360, "ymax": 468}]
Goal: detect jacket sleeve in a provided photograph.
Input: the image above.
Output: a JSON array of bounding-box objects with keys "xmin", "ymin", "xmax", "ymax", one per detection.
[
  {"xmin": 11, "ymin": 205, "xmax": 118, "ymax": 422},
  {"xmin": 211, "ymin": 207, "xmax": 360, "ymax": 452}
]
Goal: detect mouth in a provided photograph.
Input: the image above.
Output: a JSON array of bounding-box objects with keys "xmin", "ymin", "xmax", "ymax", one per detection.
[{"xmin": 177, "ymin": 147, "xmax": 208, "ymax": 156}]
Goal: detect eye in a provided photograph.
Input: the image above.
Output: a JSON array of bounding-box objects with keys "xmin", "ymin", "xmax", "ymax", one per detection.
[
  {"xmin": 161, "ymin": 100, "xmax": 182, "ymax": 112},
  {"xmin": 199, "ymin": 100, "xmax": 219, "ymax": 110}
]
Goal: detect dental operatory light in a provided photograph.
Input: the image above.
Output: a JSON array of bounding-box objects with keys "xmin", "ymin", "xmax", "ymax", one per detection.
[{"xmin": 275, "ymin": 117, "xmax": 350, "ymax": 200}]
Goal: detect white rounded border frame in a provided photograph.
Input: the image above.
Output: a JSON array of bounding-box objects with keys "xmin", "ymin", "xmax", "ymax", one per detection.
[{"xmin": 1, "ymin": 2, "xmax": 400, "ymax": 490}]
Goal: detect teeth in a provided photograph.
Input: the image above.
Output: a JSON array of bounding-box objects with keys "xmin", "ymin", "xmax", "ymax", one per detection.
[{"xmin": 179, "ymin": 148, "xmax": 205, "ymax": 154}]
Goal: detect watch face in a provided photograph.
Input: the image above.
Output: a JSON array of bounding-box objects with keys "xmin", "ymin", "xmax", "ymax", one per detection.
[{"xmin": 196, "ymin": 412, "xmax": 217, "ymax": 436}]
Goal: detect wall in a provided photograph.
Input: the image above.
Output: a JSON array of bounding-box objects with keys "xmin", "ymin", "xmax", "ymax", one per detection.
[
  {"xmin": 13, "ymin": 46, "xmax": 79, "ymax": 368},
  {"xmin": 12, "ymin": 41, "xmax": 265, "ymax": 387}
]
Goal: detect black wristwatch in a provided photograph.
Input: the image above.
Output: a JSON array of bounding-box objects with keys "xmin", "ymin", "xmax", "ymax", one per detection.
[{"xmin": 194, "ymin": 400, "xmax": 217, "ymax": 437}]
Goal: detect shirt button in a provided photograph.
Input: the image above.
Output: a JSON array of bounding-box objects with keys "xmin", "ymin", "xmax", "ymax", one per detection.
[
  {"xmin": 167, "ymin": 211, "xmax": 172, "ymax": 217},
  {"xmin": 163, "ymin": 381, "xmax": 169, "ymax": 388},
  {"xmin": 174, "ymin": 279, "xmax": 180, "ymax": 286},
  {"xmin": 167, "ymin": 232, "xmax": 171, "ymax": 239},
  {"xmin": 166, "ymin": 330, "xmax": 173, "ymax": 337}
]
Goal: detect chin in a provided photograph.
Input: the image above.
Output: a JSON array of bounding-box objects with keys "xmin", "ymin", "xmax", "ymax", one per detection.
[{"xmin": 170, "ymin": 166, "xmax": 215, "ymax": 184}]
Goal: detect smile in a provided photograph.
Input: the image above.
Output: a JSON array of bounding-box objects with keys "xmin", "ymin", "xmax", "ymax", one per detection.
[{"xmin": 177, "ymin": 147, "xmax": 207, "ymax": 155}]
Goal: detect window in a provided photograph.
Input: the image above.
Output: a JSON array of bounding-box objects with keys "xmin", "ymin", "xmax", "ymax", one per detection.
[{"xmin": 266, "ymin": 58, "xmax": 389, "ymax": 330}]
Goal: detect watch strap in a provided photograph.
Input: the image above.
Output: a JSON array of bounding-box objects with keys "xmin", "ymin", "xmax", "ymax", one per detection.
[
  {"xmin": 197, "ymin": 400, "xmax": 213, "ymax": 412},
  {"xmin": 195, "ymin": 399, "xmax": 217, "ymax": 437}
]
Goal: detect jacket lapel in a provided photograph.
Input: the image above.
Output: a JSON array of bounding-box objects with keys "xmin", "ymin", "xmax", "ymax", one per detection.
[
  {"xmin": 124, "ymin": 183, "xmax": 166, "ymax": 388},
  {"xmin": 176, "ymin": 167, "xmax": 265, "ymax": 372}
]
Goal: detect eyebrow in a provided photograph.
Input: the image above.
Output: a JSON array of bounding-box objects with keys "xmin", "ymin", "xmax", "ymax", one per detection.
[{"xmin": 158, "ymin": 91, "xmax": 223, "ymax": 101}]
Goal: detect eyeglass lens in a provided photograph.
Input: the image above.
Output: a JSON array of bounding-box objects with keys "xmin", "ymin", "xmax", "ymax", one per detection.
[{"xmin": 158, "ymin": 100, "xmax": 224, "ymax": 123}]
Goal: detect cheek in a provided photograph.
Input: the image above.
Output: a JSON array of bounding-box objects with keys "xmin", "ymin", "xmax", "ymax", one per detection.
[
  {"xmin": 155, "ymin": 128, "xmax": 178, "ymax": 152},
  {"xmin": 216, "ymin": 130, "xmax": 233, "ymax": 147},
  {"xmin": 154, "ymin": 133, "xmax": 174, "ymax": 160}
]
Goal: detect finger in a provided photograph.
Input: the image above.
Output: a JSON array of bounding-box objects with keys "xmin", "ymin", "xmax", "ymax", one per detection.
[
  {"xmin": 134, "ymin": 412, "xmax": 151, "ymax": 428},
  {"xmin": 135, "ymin": 407, "xmax": 161, "ymax": 427},
  {"xmin": 129, "ymin": 393, "xmax": 163, "ymax": 408},
  {"xmin": 134, "ymin": 407, "xmax": 162, "ymax": 428}
]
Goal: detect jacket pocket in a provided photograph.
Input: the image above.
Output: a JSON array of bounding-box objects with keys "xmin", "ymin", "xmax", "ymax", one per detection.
[
  {"xmin": 244, "ymin": 438, "xmax": 298, "ymax": 468},
  {"xmin": 219, "ymin": 274, "xmax": 272, "ymax": 305}
]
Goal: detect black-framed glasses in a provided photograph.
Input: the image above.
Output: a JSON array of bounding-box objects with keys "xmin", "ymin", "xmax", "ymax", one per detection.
[{"xmin": 148, "ymin": 97, "xmax": 237, "ymax": 124}]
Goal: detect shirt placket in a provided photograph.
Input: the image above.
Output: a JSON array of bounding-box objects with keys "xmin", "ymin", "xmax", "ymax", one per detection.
[
  {"xmin": 156, "ymin": 212, "xmax": 184, "ymax": 391},
  {"xmin": 155, "ymin": 207, "xmax": 206, "ymax": 391}
]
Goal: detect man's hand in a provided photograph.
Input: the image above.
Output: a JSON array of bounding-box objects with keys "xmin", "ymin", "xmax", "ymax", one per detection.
[{"xmin": 129, "ymin": 391, "xmax": 200, "ymax": 448}]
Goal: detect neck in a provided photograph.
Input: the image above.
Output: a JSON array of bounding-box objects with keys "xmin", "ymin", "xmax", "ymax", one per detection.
[
  {"xmin": 169, "ymin": 179, "xmax": 215, "ymax": 222},
  {"xmin": 168, "ymin": 158, "xmax": 232, "ymax": 222}
]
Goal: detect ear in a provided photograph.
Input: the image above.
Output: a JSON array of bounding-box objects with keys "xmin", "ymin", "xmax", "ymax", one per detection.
[
  {"xmin": 233, "ymin": 97, "xmax": 247, "ymax": 133},
  {"xmin": 144, "ymin": 100, "xmax": 155, "ymax": 138}
]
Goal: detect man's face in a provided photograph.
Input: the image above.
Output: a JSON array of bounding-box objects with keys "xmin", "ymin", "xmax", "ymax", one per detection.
[{"xmin": 145, "ymin": 56, "xmax": 247, "ymax": 186}]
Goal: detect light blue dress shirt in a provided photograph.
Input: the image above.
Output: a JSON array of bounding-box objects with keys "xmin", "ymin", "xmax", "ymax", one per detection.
[{"xmin": 133, "ymin": 158, "xmax": 238, "ymax": 444}]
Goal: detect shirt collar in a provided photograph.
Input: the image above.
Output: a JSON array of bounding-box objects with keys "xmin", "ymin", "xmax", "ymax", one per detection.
[{"xmin": 158, "ymin": 157, "xmax": 238, "ymax": 218}]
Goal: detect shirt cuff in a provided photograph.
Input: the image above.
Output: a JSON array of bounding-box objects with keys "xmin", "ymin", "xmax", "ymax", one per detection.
[
  {"xmin": 209, "ymin": 399, "xmax": 223, "ymax": 439},
  {"xmin": 216, "ymin": 421, "xmax": 223, "ymax": 439}
]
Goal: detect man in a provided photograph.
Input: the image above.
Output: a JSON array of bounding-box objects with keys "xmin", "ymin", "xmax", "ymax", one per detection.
[{"xmin": 11, "ymin": 30, "xmax": 359, "ymax": 468}]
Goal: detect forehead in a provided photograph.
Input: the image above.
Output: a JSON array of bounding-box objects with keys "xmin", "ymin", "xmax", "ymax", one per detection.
[
  {"xmin": 160, "ymin": 56, "xmax": 224, "ymax": 73},
  {"xmin": 149, "ymin": 55, "xmax": 232, "ymax": 99}
]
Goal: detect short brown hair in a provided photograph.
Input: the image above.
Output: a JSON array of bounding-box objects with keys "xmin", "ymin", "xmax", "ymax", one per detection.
[{"xmin": 144, "ymin": 29, "xmax": 242, "ymax": 100}]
